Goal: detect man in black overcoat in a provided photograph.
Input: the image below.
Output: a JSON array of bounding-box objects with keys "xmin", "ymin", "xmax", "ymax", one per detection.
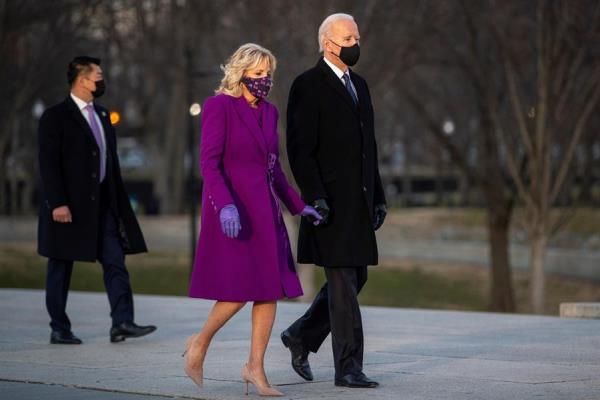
[
  {"xmin": 281, "ymin": 14, "xmax": 387, "ymax": 388},
  {"xmin": 38, "ymin": 56, "xmax": 156, "ymax": 344}
]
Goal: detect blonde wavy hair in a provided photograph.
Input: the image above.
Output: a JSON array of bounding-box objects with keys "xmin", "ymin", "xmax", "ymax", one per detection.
[{"xmin": 216, "ymin": 43, "xmax": 277, "ymax": 97}]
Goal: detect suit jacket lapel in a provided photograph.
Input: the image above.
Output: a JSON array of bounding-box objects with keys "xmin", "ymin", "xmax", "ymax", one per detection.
[
  {"xmin": 65, "ymin": 96, "xmax": 98, "ymax": 149},
  {"xmin": 230, "ymin": 96, "xmax": 268, "ymax": 153},
  {"xmin": 317, "ymin": 58, "xmax": 359, "ymax": 115}
]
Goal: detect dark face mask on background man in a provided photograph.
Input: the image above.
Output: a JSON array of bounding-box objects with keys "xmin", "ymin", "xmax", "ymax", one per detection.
[
  {"xmin": 329, "ymin": 40, "xmax": 360, "ymax": 66},
  {"xmin": 91, "ymin": 79, "xmax": 106, "ymax": 98}
]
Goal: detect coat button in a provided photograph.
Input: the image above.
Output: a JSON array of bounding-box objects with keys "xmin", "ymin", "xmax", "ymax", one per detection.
[
  {"xmin": 363, "ymin": 186, "xmax": 367, "ymax": 192},
  {"xmin": 362, "ymin": 153, "xmax": 366, "ymax": 159},
  {"xmin": 91, "ymin": 195, "xmax": 95, "ymax": 201},
  {"xmin": 92, "ymin": 173, "xmax": 97, "ymax": 178},
  {"xmin": 92, "ymin": 151, "xmax": 97, "ymax": 156}
]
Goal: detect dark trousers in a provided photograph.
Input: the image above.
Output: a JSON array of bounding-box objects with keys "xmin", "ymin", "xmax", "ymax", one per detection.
[
  {"xmin": 286, "ymin": 266, "xmax": 368, "ymax": 379},
  {"xmin": 46, "ymin": 210, "xmax": 134, "ymax": 332}
]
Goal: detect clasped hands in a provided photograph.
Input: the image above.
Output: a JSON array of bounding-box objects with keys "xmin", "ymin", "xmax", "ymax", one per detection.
[
  {"xmin": 219, "ymin": 202, "xmax": 324, "ymax": 239},
  {"xmin": 307, "ymin": 199, "xmax": 387, "ymax": 230}
]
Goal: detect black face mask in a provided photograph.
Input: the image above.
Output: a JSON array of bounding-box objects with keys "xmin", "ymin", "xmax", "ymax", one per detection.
[
  {"xmin": 330, "ymin": 41, "xmax": 360, "ymax": 66},
  {"xmin": 92, "ymin": 79, "xmax": 106, "ymax": 98}
]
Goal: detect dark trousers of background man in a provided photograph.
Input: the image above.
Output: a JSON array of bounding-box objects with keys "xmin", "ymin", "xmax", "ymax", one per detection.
[
  {"xmin": 286, "ymin": 266, "xmax": 368, "ymax": 379},
  {"xmin": 45, "ymin": 182, "xmax": 134, "ymax": 332}
]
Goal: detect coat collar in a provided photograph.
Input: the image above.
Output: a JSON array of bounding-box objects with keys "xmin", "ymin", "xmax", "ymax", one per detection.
[
  {"xmin": 316, "ymin": 57, "xmax": 359, "ymax": 115},
  {"xmin": 64, "ymin": 96, "xmax": 98, "ymax": 148},
  {"xmin": 64, "ymin": 96, "xmax": 112, "ymax": 151},
  {"xmin": 229, "ymin": 95, "xmax": 268, "ymax": 153}
]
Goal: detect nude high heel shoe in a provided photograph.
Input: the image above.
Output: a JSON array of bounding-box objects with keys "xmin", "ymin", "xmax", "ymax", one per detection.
[
  {"xmin": 182, "ymin": 334, "xmax": 203, "ymax": 388},
  {"xmin": 241, "ymin": 363, "xmax": 284, "ymax": 397}
]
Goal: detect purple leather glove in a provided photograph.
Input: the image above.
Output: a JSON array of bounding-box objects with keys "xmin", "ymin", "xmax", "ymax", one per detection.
[
  {"xmin": 220, "ymin": 204, "xmax": 241, "ymax": 238},
  {"xmin": 301, "ymin": 205, "xmax": 323, "ymax": 226}
]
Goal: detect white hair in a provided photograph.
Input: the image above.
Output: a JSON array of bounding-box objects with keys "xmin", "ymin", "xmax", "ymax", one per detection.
[{"xmin": 318, "ymin": 13, "xmax": 355, "ymax": 53}]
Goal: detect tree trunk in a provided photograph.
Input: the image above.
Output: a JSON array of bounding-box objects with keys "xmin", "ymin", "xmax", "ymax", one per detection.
[
  {"xmin": 160, "ymin": 76, "xmax": 186, "ymax": 214},
  {"xmin": 155, "ymin": 0, "xmax": 187, "ymax": 214},
  {"xmin": 402, "ymin": 137, "xmax": 413, "ymax": 206},
  {"xmin": 0, "ymin": 167, "xmax": 6, "ymax": 214},
  {"xmin": 0, "ymin": 121, "xmax": 9, "ymax": 214},
  {"xmin": 8, "ymin": 117, "xmax": 19, "ymax": 214},
  {"xmin": 459, "ymin": 173, "xmax": 471, "ymax": 207},
  {"xmin": 486, "ymin": 201, "xmax": 516, "ymax": 312},
  {"xmin": 579, "ymin": 138, "xmax": 594, "ymax": 205},
  {"xmin": 21, "ymin": 172, "xmax": 35, "ymax": 214},
  {"xmin": 530, "ymin": 227, "xmax": 547, "ymax": 314},
  {"xmin": 434, "ymin": 150, "xmax": 444, "ymax": 206}
]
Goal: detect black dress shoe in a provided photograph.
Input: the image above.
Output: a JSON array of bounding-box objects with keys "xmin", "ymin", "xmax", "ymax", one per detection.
[
  {"xmin": 335, "ymin": 373, "xmax": 379, "ymax": 388},
  {"xmin": 50, "ymin": 331, "xmax": 82, "ymax": 345},
  {"xmin": 281, "ymin": 330, "xmax": 313, "ymax": 381},
  {"xmin": 110, "ymin": 322, "xmax": 156, "ymax": 343}
]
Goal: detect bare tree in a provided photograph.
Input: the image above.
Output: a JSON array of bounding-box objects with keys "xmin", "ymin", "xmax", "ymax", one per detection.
[
  {"xmin": 0, "ymin": 0, "xmax": 101, "ymax": 214},
  {"xmin": 497, "ymin": 0, "xmax": 600, "ymax": 313},
  {"xmin": 393, "ymin": 1, "xmax": 520, "ymax": 311}
]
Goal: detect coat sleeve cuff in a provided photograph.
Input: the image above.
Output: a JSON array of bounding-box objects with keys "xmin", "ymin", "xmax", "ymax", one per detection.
[{"xmin": 206, "ymin": 191, "xmax": 235, "ymax": 215}]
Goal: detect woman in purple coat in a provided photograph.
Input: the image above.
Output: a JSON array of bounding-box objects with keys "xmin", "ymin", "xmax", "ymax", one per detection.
[{"xmin": 183, "ymin": 44, "xmax": 322, "ymax": 397}]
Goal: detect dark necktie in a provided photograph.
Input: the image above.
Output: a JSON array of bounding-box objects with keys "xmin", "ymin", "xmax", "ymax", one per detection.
[{"xmin": 342, "ymin": 73, "xmax": 358, "ymax": 106}]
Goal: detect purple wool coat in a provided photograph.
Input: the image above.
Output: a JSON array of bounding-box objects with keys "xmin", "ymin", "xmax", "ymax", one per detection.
[{"xmin": 189, "ymin": 94, "xmax": 306, "ymax": 301}]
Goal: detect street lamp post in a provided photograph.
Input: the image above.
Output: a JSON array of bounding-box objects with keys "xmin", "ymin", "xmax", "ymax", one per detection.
[{"xmin": 186, "ymin": 47, "xmax": 199, "ymax": 277}]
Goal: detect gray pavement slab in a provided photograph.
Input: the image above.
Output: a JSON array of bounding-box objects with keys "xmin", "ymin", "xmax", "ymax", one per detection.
[
  {"xmin": 0, "ymin": 380, "xmax": 187, "ymax": 400},
  {"xmin": 1, "ymin": 288, "xmax": 600, "ymax": 399}
]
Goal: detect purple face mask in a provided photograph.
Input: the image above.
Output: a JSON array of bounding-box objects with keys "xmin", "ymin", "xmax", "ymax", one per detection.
[{"xmin": 242, "ymin": 76, "xmax": 273, "ymax": 99}]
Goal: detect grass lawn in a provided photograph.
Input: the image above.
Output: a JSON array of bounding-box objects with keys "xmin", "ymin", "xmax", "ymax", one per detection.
[
  {"xmin": 313, "ymin": 266, "xmax": 487, "ymax": 311},
  {"xmin": 0, "ymin": 245, "xmax": 190, "ymax": 296},
  {"xmin": 2, "ymin": 244, "xmax": 598, "ymax": 315}
]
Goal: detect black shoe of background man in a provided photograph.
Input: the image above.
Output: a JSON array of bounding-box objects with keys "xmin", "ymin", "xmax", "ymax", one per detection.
[
  {"xmin": 281, "ymin": 330, "xmax": 313, "ymax": 381},
  {"xmin": 335, "ymin": 373, "xmax": 379, "ymax": 388},
  {"xmin": 110, "ymin": 321, "xmax": 156, "ymax": 343},
  {"xmin": 50, "ymin": 330, "xmax": 82, "ymax": 345}
]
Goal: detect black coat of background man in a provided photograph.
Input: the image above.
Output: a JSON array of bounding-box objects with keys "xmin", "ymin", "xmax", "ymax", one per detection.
[
  {"xmin": 38, "ymin": 56, "xmax": 156, "ymax": 344},
  {"xmin": 282, "ymin": 13, "xmax": 387, "ymax": 389}
]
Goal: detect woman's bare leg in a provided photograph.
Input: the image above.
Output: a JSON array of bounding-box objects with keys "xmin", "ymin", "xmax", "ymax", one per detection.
[
  {"xmin": 188, "ymin": 301, "xmax": 246, "ymax": 368},
  {"xmin": 247, "ymin": 301, "xmax": 277, "ymax": 385}
]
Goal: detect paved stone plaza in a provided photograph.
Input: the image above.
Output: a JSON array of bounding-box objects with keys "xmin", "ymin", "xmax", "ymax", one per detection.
[{"xmin": 1, "ymin": 288, "xmax": 599, "ymax": 399}]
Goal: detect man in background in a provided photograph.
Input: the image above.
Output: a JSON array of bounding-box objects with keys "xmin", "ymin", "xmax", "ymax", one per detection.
[{"xmin": 38, "ymin": 56, "xmax": 156, "ymax": 344}]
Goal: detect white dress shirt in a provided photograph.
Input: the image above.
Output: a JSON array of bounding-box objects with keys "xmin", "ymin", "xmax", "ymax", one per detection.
[
  {"xmin": 70, "ymin": 93, "xmax": 107, "ymax": 181},
  {"xmin": 323, "ymin": 56, "xmax": 359, "ymax": 101}
]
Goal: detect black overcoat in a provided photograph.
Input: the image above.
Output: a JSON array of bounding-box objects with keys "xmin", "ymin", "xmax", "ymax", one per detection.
[
  {"xmin": 286, "ymin": 58, "xmax": 386, "ymax": 267},
  {"xmin": 37, "ymin": 96, "xmax": 147, "ymax": 261}
]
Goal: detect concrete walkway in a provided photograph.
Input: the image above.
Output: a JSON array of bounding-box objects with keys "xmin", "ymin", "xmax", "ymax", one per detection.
[{"xmin": 1, "ymin": 289, "xmax": 600, "ymax": 399}]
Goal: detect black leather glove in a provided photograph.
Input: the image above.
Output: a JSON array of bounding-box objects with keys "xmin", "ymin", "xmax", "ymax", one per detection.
[
  {"xmin": 373, "ymin": 204, "xmax": 387, "ymax": 231},
  {"xmin": 309, "ymin": 198, "xmax": 330, "ymax": 225}
]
